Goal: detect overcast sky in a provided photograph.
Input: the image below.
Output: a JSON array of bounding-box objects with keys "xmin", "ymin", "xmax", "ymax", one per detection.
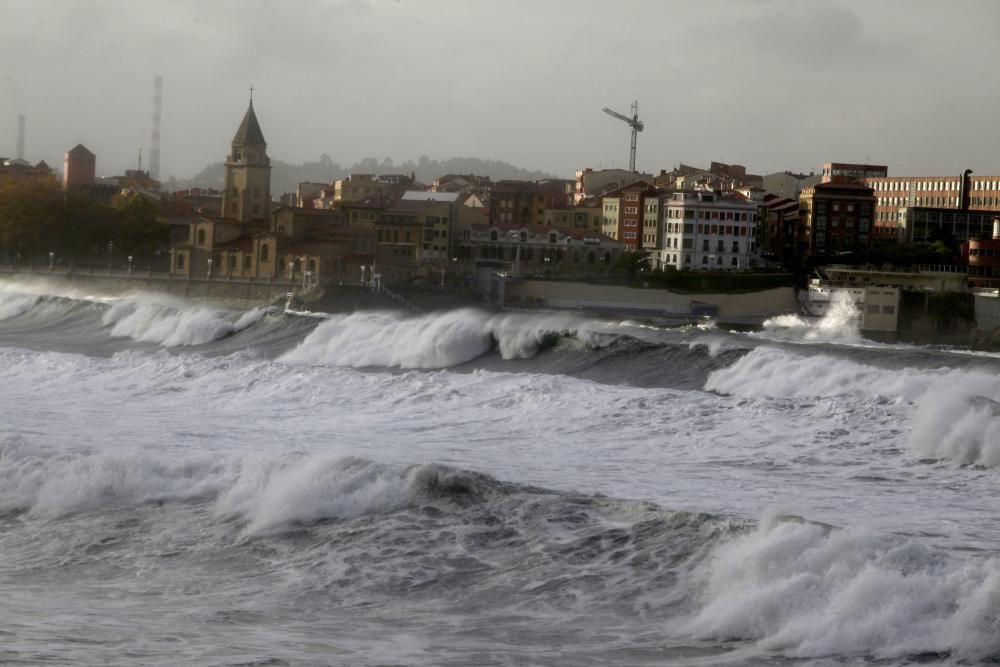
[{"xmin": 2, "ymin": 0, "xmax": 999, "ymax": 182}]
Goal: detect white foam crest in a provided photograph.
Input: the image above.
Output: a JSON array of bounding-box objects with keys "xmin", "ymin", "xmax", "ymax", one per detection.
[
  {"xmin": 910, "ymin": 374, "xmax": 1000, "ymax": 466},
  {"xmin": 683, "ymin": 516, "xmax": 1000, "ymax": 660},
  {"xmin": 762, "ymin": 291, "xmax": 862, "ymax": 343},
  {"xmin": 280, "ymin": 308, "xmax": 603, "ymax": 369},
  {"xmin": 706, "ymin": 347, "xmax": 936, "ymax": 400},
  {"xmin": 0, "ymin": 288, "xmax": 40, "ymax": 320},
  {"xmin": 280, "ymin": 309, "xmax": 493, "ymax": 368},
  {"xmin": 707, "ymin": 347, "xmax": 1000, "ymax": 466},
  {"xmin": 0, "ymin": 440, "xmax": 226, "ymax": 518},
  {"xmin": 215, "ymin": 455, "xmax": 421, "ymax": 535},
  {"xmin": 484, "ymin": 311, "xmax": 607, "ymax": 359},
  {"xmin": 102, "ymin": 294, "xmax": 266, "ymax": 346}
]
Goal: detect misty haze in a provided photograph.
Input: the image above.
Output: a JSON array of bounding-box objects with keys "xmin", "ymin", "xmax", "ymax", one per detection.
[{"xmin": 1, "ymin": 1, "xmax": 1000, "ymax": 665}]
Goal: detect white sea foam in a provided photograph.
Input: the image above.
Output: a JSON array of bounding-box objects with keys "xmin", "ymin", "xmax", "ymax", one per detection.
[
  {"xmin": 761, "ymin": 291, "xmax": 863, "ymax": 343},
  {"xmin": 216, "ymin": 455, "xmax": 422, "ymax": 535},
  {"xmin": 0, "ymin": 288, "xmax": 40, "ymax": 320},
  {"xmin": 0, "ymin": 440, "xmax": 226, "ymax": 518},
  {"xmin": 279, "ymin": 308, "xmax": 607, "ymax": 368},
  {"xmin": 683, "ymin": 514, "xmax": 1000, "ymax": 661},
  {"xmin": 102, "ymin": 294, "xmax": 266, "ymax": 346},
  {"xmin": 707, "ymin": 346, "xmax": 1000, "ymax": 466}
]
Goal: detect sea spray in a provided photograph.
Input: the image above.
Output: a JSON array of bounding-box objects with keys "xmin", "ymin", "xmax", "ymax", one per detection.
[{"xmin": 761, "ymin": 290, "xmax": 863, "ymax": 343}]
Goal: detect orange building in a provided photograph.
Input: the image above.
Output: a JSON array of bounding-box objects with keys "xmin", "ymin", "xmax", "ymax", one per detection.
[{"xmin": 63, "ymin": 144, "xmax": 96, "ymax": 189}]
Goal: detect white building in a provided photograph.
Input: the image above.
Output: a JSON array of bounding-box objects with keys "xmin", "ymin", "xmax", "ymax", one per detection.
[{"xmin": 658, "ymin": 191, "xmax": 759, "ymax": 271}]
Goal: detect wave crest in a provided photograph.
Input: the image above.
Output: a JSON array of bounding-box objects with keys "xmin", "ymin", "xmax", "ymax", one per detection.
[
  {"xmin": 683, "ymin": 514, "xmax": 1000, "ymax": 661},
  {"xmin": 102, "ymin": 295, "xmax": 267, "ymax": 346},
  {"xmin": 279, "ymin": 309, "xmax": 611, "ymax": 369}
]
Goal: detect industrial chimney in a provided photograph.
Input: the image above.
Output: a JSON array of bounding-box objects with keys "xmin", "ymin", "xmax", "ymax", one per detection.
[
  {"xmin": 960, "ymin": 169, "xmax": 973, "ymax": 211},
  {"xmin": 149, "ymin": 75, "xmax": 162, "ymax": 181},
  {"xmin": 16, "ymin": 114, "xmax": 25, "ymax": 160}
]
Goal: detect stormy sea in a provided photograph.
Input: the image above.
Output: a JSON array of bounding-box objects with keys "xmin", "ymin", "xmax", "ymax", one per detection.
[{"xmin": 1, "ymin": 278, "xmax": 999, "ymax": 666}]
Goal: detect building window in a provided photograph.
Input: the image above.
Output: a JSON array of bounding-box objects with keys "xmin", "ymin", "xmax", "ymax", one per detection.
[
  {"xmin": 197, "ymin": 229, "xmax": 206, "ymax": 245},
  {"xmin": 260, "ymin": 244, "xmax": 269, "ymax": 262},
  {"xmin": 243, "ymin": 256, "xmax": 251, "ymax": 270},
  {"xmin": 176, "ymin": 254, "xmax": 185, "ymax": 270}
]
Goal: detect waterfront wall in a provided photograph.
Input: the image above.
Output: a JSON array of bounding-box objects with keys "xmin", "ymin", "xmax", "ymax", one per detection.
[
  {"xmin": 503, "ymin": 279, "xmax": 797, "ymax": 321},
  {"xmin": 0, "ymin": 266, "xmax": 301, "ymax": 308}
]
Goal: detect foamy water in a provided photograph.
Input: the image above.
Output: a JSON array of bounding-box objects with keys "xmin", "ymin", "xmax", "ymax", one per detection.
[{"xmin": 1, "ymin": 279, "xmax": 999, "ymax": 665}]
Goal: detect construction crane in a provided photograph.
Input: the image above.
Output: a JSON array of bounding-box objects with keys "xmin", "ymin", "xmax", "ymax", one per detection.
[{"xmin": 602, "ymin": 101, "xmax": 644, "ymax": 172}]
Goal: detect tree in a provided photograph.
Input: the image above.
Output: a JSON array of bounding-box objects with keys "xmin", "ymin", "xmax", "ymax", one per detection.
[
  {"xmin": 0, "ymin": 178, "xmax": 63, "ymax": 262},
  {"xmin": 111, "ymin": 193, "xmax": 170, "ymax": 258},
  {"xmin": 613, "ymin": 250, "xmax": 651, "ymax": 281}
]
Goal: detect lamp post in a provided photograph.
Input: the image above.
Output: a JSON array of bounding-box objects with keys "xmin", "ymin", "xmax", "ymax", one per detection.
[
  {"xmin": 127, "ymin": 255, "xmax": 133, "ymax": 274},
  {"xmin": 48, "ymin": 251, "xmax": 54, "ymax": 272},
  {"xmin": 207, "ymin": 257, "xmax": 213, "ymax": 279},
  {"xmin": 360, "ymin": 264, "xmax": 367, "ymax": 285},
  {"xmin": 107, "ymin": 241, "xmax": 113, "ymax": 272}
]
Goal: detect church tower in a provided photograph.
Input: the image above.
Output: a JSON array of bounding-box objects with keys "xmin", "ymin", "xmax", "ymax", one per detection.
[{"xmin": 222, "ymin": 94, "xmax": 271, "ymax": 222}]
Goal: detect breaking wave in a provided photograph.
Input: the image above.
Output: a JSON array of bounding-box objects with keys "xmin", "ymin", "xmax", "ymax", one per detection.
[
  {"xmin": 682, "ymin": 512, "xmax": 1000, "ymax": 661},
  {"xmin": 707, "ymin": 346, "xmax": 1000, "ymax": 466},
  {"xmin": 102, "ymin": 294, "xmax": 268, "ymax": 347},
  {"xmin": 3, "ymin": 441, "xmax": 999, "ymax": 662},
  {"xmin": 760, "ymin": 290, "xmax": 863, "ymax": 343},
  {"xmin": 279, "ymin": 308, "xmax": 616, "ymax": 368}
]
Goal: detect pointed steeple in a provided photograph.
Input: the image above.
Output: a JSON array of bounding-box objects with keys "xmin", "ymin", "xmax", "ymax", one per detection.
[{"xmin": 232, "ymin": 97, "xmax": 266, "ymax": 146}]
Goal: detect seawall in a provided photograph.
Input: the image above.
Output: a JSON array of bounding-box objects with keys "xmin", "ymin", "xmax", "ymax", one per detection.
[{"xmin": 0, "ymin": 266, "xmax": 299, "ymax": 308}]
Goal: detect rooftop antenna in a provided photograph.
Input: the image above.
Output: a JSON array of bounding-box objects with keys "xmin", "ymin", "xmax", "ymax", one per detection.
[
  {"xmin": 137, "ymin": 147, "xmax": 143, "ymax": 172},
  {"xmin": 602, "ymin": 100, "xmax": 644, "ymax": 172}
]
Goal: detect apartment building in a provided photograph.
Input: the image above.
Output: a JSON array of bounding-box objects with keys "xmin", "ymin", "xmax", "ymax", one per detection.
[
  {"xmin": 798, "ymin": 182, "xmax": 876, "ymax": 258},
  {"xmin": 658, "ymin": 191, "xmax": 759, "ymax": 270},
  {"xmin": 601, "ymin": 182, "xmax": 659, "ymax": 251}
]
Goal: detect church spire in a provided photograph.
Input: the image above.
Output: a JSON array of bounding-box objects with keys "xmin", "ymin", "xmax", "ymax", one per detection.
[{"xmin": 232, "ymin": 94, "xmax": 265, "ymax": 146}]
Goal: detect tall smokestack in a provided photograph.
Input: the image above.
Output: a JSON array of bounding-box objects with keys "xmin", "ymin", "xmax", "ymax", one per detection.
[
  {"xmin": 149, "ymin": 75, "xmax": 162, "ymax": 181},
  {"xmin": 960, "ymin": 169, "xmax": 973, "ymax": 211},
  {"xmin": 16, "ymin": 114, "xmax": 25, "ymax": 160}
]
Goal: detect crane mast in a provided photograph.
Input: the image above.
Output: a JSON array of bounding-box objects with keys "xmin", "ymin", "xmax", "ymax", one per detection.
[{"xmin": 602, "ymin": 100, "xmax": 644, "ymax": 172}]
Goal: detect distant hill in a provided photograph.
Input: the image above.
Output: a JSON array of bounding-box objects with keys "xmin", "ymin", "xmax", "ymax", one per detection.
[{"xmin": 165, "ymin": 155, "xmax": 561, "ymax": 194}]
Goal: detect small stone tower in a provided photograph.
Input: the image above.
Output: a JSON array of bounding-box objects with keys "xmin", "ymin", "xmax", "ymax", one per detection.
[
  {"xmin": 221, "ymin": 96, "xmax": 271, "ymax": 222},
  {"xmin": 63, "ymin": 144, "xmax": 96, "ymax": 189}
]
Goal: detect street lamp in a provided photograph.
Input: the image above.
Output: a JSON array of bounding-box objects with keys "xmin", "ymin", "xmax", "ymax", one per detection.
[
  {"xmin": 107, "ymin": 241, "xmax": 113, "ymax": 272},
  {"xmin": 360, "ymin": 264, "xmax": 367, "ymax": 285},
  {"xmin": 207, "ymin": 257, "xmax": 213, "ymax": 278},
  {"xmin": 127, "ymin": 255, "xmax": 133, "ymax": 274},
  {"xmin": 48, "ymin": 251, "xmax": 54, "ymax": 272}
]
